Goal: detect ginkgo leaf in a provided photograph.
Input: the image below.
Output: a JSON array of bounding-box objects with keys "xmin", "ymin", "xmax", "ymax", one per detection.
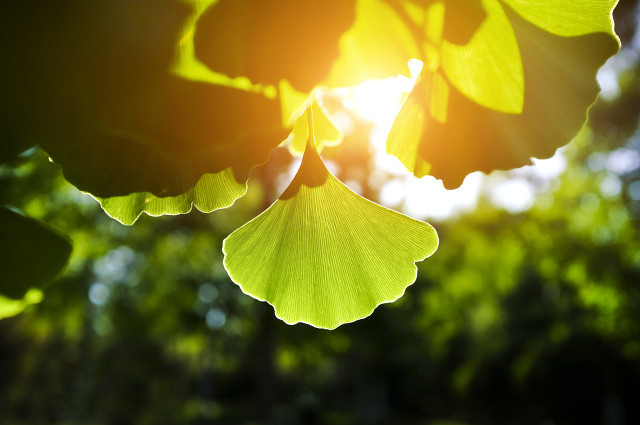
[
  {"xmin": 323, "ymin": 0, "xmax": 421, "ymax": 88},
  {"xmin": 1, "ymin": 1, "xmax": 287, "ymax": 200},
  {"xmin": 0, "ymin": 207, "xmax": 72, "ymax": 299},
  {"xmin": 388, "ymin": 0, "xmax": 620, "ymax": 188},
  {"xmin": 502, "ymin": 0, "xmax": 618, "ymax": 37},
  {"xmin": 223, "ymin": 124, "xmax": 438, "ymax": 329},
  {"xmin": 96, "ymin": 169, "xmax": 246, "ymax": 225},
  {"xmin": 173, "ymin": 0, "xmax": 257, "ymax": 91},
  {"xmin": 386, "ymin": 90, "xmax": 430, "ymax": 178},
  {"xmin": 441, "ymin": 0, "xmax": 524, "ymax": 113},
  {"xmin": 41, "ymin": 81, "xmax": 285, "ymax": 198},
  {"xmin": 193, "ymin": 0, "xmax": 356, "ymax": 92}
]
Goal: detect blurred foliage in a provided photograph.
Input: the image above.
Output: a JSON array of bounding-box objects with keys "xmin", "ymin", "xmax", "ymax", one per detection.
[{"xmin": 1, "ymin": 0, "xmax": 640, "ymax": 424}]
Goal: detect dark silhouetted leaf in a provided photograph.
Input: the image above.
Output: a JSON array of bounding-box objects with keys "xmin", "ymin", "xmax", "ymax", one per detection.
[
  {"xmin": 0, "ymin": 207, "xmax": 72, "ymax": 299},
  {"xmin": 443, "ymin": 0, "xmax": 487, "ymax": 45},
  {"xmin": 194, "ymin": 0, "xmax": 356, "ymax": 92},
  {"xmin": 1, "ymin": 0, "xmax": 287, "ymax": 200}
]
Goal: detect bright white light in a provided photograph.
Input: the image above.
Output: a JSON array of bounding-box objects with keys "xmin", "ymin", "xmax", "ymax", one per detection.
[
  {"xmin": 597, "ymin": 66, "xmax": 621, "ymax": 100},
  {"xmin": 379, "ymin": 179, "xmax": 406, "ymax": 207},
  {"xmin": 404, "ymin": 173, "xmax": 483, "ymax": 220},
  {"xmin": 531, "ymin": 150, "xmax": 567, "ymax": 179},
  {"xmin": 338, "ymin": 61, "xmax": 489, "ymax": 220},
  {"xmin": 343, "ymin": 59, "xmax": 421, "ymax": 128},
  {"xmin": 275, "ymin": 157, "xmax": 302, "ymax": 195},
  {"xmin": 344, "ymin": 78, "xmax": 409, "ymax": 128},
  {"xmin": 337, "ymin": 58, "xmax": 569, "ymax": 220},
  {"xmin": 606, "ymin": 148, "xmax": 640, "ymax": 175},
  {"xmin": 489, "ymin": 178, "xmax": 535, "ymax": 214}
]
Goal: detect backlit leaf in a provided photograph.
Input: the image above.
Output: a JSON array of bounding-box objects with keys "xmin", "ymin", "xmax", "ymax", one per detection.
[
  {"xmin": 502, "ymin": 0, "xmax": 618, "ymax": 37},
  {"xmin": 223, "ymin": 121, "xmax": 438, "ymax": 329},
  {"xmin": 286, "ymin": 99, "xmax": 342, "ymax": 156},
  {"xmin": 441, "ymin": 0, "xmax": 524, "ymax": 113},
  {"xmin": 388, "ymin": 0, "xmax": 620, "ymax": 188},
  {"xmin": 96, "ymin": 169, "xmax": 246, "ymax": 225},
  {"xmin": 323, "ymin": 0, "xmax": 420, "ymax": 88}
]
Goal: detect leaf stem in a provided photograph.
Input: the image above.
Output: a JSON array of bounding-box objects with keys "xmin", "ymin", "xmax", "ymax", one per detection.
[{"xmin": 307, "ymin": 101, "xmax": 316, "ymax": 150}]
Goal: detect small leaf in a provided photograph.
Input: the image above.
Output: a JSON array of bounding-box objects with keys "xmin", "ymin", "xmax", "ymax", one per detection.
[
  {"xmin": 223, "ymin": 130, "xmax": 438, "ymax": 329},
  {"xmin": 96, "ymin": 169, "xmax": 246, "ymax": 225},
  {"xmin": 286, "ymin": 100, "xmax": 343, "ymax": 156},
  {"xmin": 0, "ymin": 207, "xmax": 72, "ymax": 299}
]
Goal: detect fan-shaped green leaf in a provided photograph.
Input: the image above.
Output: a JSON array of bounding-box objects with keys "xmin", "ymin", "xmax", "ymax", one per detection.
[
  {"xmin": 223, "ymin": 132, "xmax": 438, "ymax": 329},
  {"xmin": 388, "ymin": 0, "xmax": 620, "ymax": 188},
  {"xmin": 441, "ymin": 0, "xmax": 524, "ymax": 113}
]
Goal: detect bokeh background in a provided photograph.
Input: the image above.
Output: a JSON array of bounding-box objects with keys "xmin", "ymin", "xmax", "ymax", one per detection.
[{"xmin": 1, "ymin": 2, "xmax": 640, "ymax": 425}]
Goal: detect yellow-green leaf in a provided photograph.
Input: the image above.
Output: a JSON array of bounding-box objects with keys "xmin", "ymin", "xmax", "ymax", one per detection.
[
  {"xmin": 502, "ymin": 0, "xmax": 618, "ymax": 37},
  {"xmin": 223, "ymin": 131, "xmax": 438, "ymax": 329},
  {"xmin": 388, "ymin": 0, "xmax": 620, "ymax": 188},
  {"xmin": 324, "ymin": 0, "xmax": 421, "ymax": 88},
  {"xmin": 285, "ymin": 100, "xmax": 342, "ymax": 155},
  {"xmin": 441, "ymin": 0, "xmax": 524, "ymax": 113},
  {"xmin": 96, "ymin": 169, "xmax": 246, "ymax": 225}
]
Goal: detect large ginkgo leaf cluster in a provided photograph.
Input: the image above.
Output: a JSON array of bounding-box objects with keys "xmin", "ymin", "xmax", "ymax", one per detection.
[{"xmin": 0, "ymin": 0, "xmax": 620, "ymax": 327}]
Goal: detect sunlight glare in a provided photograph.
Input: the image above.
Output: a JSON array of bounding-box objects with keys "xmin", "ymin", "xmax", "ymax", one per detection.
[
  {"xmin": 335, "ymin": 58, "xmax": 566, "ymax": 220},
  {"xmin": 343, "ymin": 59, "xmax": 422, "ymax": 128},
  {"xmin": 489, "ymin": 178, "xmax": 535, "ymax": 214}
]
